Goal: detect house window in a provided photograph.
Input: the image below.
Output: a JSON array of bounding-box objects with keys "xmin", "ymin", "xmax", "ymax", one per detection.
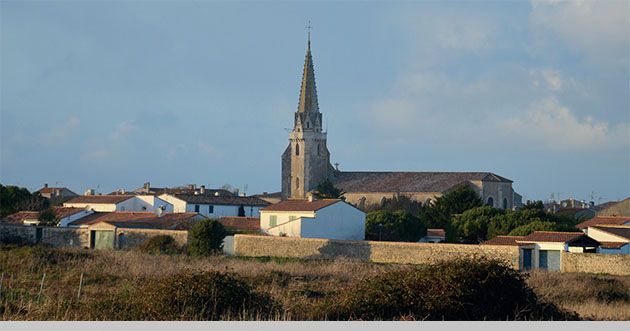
[
  {"xmin": 120, "ymin": 206, "xmax": 126, "ymax": 211},
  {"xmin": 289, "ymin": 215, "xmax": 297, "ymax": 221},
  {"xmin": 296, "ymin": 143, "xmax": 300, "ymax": 156},
  {"xmin": 269, "ymin": 215, "xmax": 277, "ymax": 227},
  {"xmin": 194, "ymin": 205, "xmax": 200, "ymax": 212},
  {"xmin": 209, "ymin": 205, "xmax": 214, "ymax": 213}
]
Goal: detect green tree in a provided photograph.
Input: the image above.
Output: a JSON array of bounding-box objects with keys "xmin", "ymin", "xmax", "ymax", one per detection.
[
  {"xmin": 37, "ymin": 208, "xmax": 59, "ymax": 226},
  {"xmin": 418, "ymin": 184, "xmax": 483, "ymax": 240},
  {"xmin": 0, "ymin": 184, "xmax": 49, "ymax": 218},
  {"xmin": 365, "ymin": 210, "xmax": 427, "ymax": 242},
  {"xmin": 312, "ymin": 180, "xmax": 345, "ymax": 200},
  {"xmin": 521, "ymin": 200, "xmax": 544, "ymax": 210},
  {"xmin": 363, "ymin": 195, "xmax": 421, "ymax": 216},
  {"xmin": 187, "ymin": 219, "xmax": 227, "ymax": 256}
]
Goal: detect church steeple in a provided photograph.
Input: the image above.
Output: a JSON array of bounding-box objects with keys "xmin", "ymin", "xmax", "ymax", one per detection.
[{"xmin": 295, "ymin": 38, "xmax": 322, "ymax": 132}]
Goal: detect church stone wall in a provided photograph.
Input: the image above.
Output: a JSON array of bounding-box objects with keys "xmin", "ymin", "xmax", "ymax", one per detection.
[
  {"xmin": 344, "ymin": 192, "xmax": 441, "ymax": 209},
  {"xmin": 481, "ymin": 181, "xmax": 515, "ymax": 209}
]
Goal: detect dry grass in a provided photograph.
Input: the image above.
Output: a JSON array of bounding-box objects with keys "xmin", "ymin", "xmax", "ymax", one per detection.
[
  {"xmin": 526, "ymin": 270, "xmax": 630, "ymax": 321},
  {"xmin": 1, "ymin": 245, "xmax": 629, "ymax": 320}
]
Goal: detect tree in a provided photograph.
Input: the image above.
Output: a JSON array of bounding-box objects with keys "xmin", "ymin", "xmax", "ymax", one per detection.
[
  {"xmin": 1, "ymin": 184, "xmax": 50, "ymax": 218},
  {"xmin": 187, "ymin": 219, "xmax": 227, "ymax": 256},
  {"xmin": 365, "ymin": 210, "xmax": 427, "ymax": 242},
  {"xmin": 521, "ymin": 200, "xmax": 544, "ymax": 211},
  {"xmin": 418, "ymin": 184, "xmax": 483, "ymax": 240},
  {"xmin": 363, "ymin": 195, "xmax": 421, "ymax": 216},
  {"xmin": 37, "ymin": 208, "xmax": 59, "ymax": 226},
  {"xmin": 312, "ymin": 180, "xmax": 345, "ymax": 200}
]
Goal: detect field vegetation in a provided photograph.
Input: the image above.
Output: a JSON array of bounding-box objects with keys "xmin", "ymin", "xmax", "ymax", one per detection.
[{"xmin": 1, "ymin": 244, "xmax": 628, "ymax": 321}]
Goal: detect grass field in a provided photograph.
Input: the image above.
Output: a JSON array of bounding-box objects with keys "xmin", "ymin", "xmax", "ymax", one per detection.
[{"xmin": 0, "ymin": 245, "xmax": 628, "ymax": 321}]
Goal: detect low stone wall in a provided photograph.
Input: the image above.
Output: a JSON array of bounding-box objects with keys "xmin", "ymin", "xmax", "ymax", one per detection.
[
  {"xmin": 116, "ymin": 228, "xmax": 188, "ymax": 249},
  {"xmin": 562, "ymin": 252, "xmax": 630, "ymax": 276},
  {"xmin": 0, "ymin": 225, "xmax": 188, "ymax": 250},
  {"xmin": 233, "ymin": 234, "xmax": 520, "ymax": 269}
]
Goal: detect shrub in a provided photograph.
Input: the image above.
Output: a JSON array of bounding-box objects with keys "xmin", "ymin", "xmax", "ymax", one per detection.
[
  {"xmin": 187, "ymin": 219, "xmax": 227, "ymax": 256},
  {"xmin": 90, "ymin": 271, "xmax": 276, "ymax": 320},
  {"xmin": 321, "ymin": 257, "xmax": 579, "ymax": 321},
  {"xmin": 133, "ymin": 235, "xmax": 180, "ymax": 254}
]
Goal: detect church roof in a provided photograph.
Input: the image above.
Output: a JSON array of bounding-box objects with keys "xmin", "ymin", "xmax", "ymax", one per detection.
[{"xmin": 332, "ymin": 171, "xmax": 512, "ymax": 193}]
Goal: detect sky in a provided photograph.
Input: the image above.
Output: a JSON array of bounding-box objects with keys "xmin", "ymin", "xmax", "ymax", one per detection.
[{"xmin": 1, "ymin": 0, "xmax": 628, "ymax": 204}]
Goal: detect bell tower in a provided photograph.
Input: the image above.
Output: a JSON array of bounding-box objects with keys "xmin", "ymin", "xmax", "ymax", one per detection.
[{"xmin": 281, "ymin": 37, "xmax": 331, "ymax": 200}]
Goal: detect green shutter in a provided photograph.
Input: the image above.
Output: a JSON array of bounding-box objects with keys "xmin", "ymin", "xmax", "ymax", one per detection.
[{"xmin": 270, "ymin": 215, "xmax": 277, "ymax": 227}]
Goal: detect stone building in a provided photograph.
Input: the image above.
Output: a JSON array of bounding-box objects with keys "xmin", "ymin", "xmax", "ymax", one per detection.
[{"xmin": 280, "ymin": 39, "xmax": 521, "ymax": 209}]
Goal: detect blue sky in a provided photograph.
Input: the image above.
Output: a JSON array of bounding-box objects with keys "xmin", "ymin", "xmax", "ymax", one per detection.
[{"xmin": 1, "ymin": 0, "xmax": 628, "ymax": 204}]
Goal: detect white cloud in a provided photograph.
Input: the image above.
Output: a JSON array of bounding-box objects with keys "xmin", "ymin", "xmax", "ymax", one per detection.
[
  {"xmin": 529, "ymin": 68, "xmax": 574, "ymax": 91},
  {"xmin": 40, "ymin": 116, "xmax": 80, "ymax": 144},
  {"xmin": 110, "ymin": 121, "xmax": 137, "ymax": 141},
  {"xmin": 498, "ymin": 97, "xmax": 629, "ymax": 151},
  {"xmin": 531, "ymin": 0, "xmax": 629, "ymax": 65}
]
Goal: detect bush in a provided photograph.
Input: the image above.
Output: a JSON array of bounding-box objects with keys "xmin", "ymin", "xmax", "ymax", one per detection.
[
  {"xmin": 365, "ymin": 210, "xmax": 426, "ymax": 242},
  {"xmin": 321, "ymin": 257, "xmax": 579, "ymax": 321},
  {"xmin": 90, "ymin": 271, "xmax": 276, "ymax": 320},
  {"xmin": 133, "ymin": 235, "xmax": 180, "ymax": 254},
  {"xmin": 187, "ymin": 219, "xmax": 227, "ymax": 256}
]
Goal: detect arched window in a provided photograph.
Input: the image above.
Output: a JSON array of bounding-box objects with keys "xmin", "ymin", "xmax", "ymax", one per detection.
[
  {"xmin": 296, "ymin": 177, "xmax": 300, "ymax": 190},
  {"xmin": 425, "ymin": 198, "xmax": 432, "ymax": 206},
  {"xmin": 359, "ymin": 197, "xmax": 367, "ymax": 209},
  {"xmin": 296, "ymin": 143, "xmax": 299, "ymax": 156},
  {"xmin": 317, "ymin": 144, "xmax": 320, "ymax": 156},
  {"xmin": 486, "ymin": 197, "xmax": 494, "ymax": 207},
  {"xmin": 306, "ymin": 122, "xmax": 310, "ymax": 128},
  {"xmin": 503, "ymin": 198, "xmax": 508, "ymax": 210}
]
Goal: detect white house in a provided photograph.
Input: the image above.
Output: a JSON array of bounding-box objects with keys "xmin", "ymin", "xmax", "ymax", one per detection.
[
  {"xmin": 586, "ymin": 225, "xmax": 630, "ymax": 254},
  {"xmin": 158, "ymin": 192, "xmax": 271, "ymax": 218},
  {"xmin": 260, "ymin": 198, "xmax": 366, "ymax": 240},
  {"xmin": 64, "ymin": 195, "xmax": 174, "ymax": 213}
]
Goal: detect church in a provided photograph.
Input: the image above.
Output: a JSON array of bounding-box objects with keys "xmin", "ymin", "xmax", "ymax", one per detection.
[{"xmin": 281, "ymin": 39, "xmax": 522, "ymax": 210}]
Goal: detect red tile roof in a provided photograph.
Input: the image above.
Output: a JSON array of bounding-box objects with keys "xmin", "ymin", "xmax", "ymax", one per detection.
[
  {"xmin": 599, "ymin": 242, "xmax": 629, "ymax": 249},
  {"xmin": 260, "ymin": 199, "xmax": 341, "ymax": 212},
  {"xmin": 65, "ymin": 195, "xmax": 134, "ymax": 204},
  {"xmin": 68, "ymin": 211, "xmax": 200, "ymax": 229},
  {"xmin": 0, "ymin": 207, "xmax": 86, "ymax": 225},
  {"xmin": 517, "ymin": 231, "xmax": 585, "ymax": 243},
  {"xmin": 481, "ymin": 236, "xmax": 526, "ymax": 246},
  {"xmin": 218, "ymin": 216, "xmax": 260, "ymax": 232},
  {"xmin": 426, "ymin": 229, "xmax": 446, "ymax": 237},
  {"xmin": 576, "ymin": 216, "xmax": 630, "ymax": 229},
  {"xmin": 0, "ymin": 211, "xmax": 39, "ymax": 225}
]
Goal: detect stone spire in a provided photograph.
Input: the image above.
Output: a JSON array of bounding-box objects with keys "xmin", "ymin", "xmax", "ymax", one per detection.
[{"xmin": 294, "ymin": 39, "xmax": 322, "ymax": 131}]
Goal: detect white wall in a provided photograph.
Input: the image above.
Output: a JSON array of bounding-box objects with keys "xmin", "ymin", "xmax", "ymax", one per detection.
[
  {"xmin": 260, "ymin": 210, "xmax": 313, "ymax": 230},
  {"xmin": 598, "ymin": 245, "xmax": 630, "ymax": 254},
  {"xmin": 587, "ymin": 227, "xmax": 630, "ymax": 243},
  {"xmin": 532, "ymin": 242, "xmax": 566, "ymax": 269},
  {"xmin": 59, "ymin": 210, "xmax": 94, "ymax": 227},
  {"xmin": 64, "ymin": 202, "xmax": 118, "ymax": 212},
  {"xmin": 261, "ymin": 202, "xmax": 366, "ymax": 241},
  {"xmin": 301, "ymin": 202, "xmax": 365, "ymax": 240}
]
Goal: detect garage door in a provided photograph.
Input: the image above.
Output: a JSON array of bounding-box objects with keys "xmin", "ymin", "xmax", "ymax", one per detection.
[
  {"xmin": 539, "ymin": 250, "xmax": 561, "ymax": 271},
  {"xmin": 91, "ymin": 230, "xmax": 114, "ymax": 249}
]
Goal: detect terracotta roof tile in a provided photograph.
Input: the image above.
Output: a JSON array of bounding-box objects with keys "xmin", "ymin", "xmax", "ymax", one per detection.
[
  {"xmin": 426, "ymin": 229, "xmax": 446, "ymax": 237},
  {"xmin": 260, "ymin": 199, "xmax": 341, "ymax": 212},
  {"xmin": 333, "ymin": 171, "xmax": 512, "ymax": 193},
  {"xmin": 218, "ymin": 216, "xmax": 261, "ymax": 231},
  {"xmin": 599, "ymin": 242, "xmax": 629, "ymax": 249},
  {"xmin": 1, "ymin": 207, "xmax": 86, "ymax": 225},
  {"xmin": 69, "ymin": 211, "xmax": 200, "ymax": 229},
  {"xmin": 481, "ymin": 235, "xmax": 526, "ymax": 246},
  {"xmin": 517, "ymin": 231, "xmax": 585, "ymax": 243},
  {"xmin": 576, "ymin": 216, "xmax": 630, "ymax": 229},
  {"xmin": 65, "ymin": 195, "xmax": 134, "ymax": 204}
]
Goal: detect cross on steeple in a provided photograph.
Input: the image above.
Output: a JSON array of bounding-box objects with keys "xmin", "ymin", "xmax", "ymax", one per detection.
[{"xmin": 306, "ymin": 21, "xmax": 312, "ymax": 47}]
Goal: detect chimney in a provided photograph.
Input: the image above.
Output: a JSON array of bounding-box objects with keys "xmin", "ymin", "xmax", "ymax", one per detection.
[
  {"xmin": 156, "ymin": 207, "xmax": 163, "ymax": 217},
  {"xmin": 188, "ymin": 184, "xmax": 194, "ymax": 190},
  {"xmin": 233, "ymin": 188, "xmax": 239, "ymax": 196},
  {"xmin": 200, "ymin": 185, "xmax": 205, "ymax": 194},
  {"xmin": 121, "ymin": 188, "xmax": 125, "ymax": 194},
  {"xmin": 144, "ymin": 182, "xmax": 150, "ymax": 193},
  {"xmin": 240, "ymin": 193, "xmax": 245, "ymax": 197},
  {"xmin": 44, "ymin": 183, "xmax": 48, "ymax": 188},
  {"xmin": 308, "ymin": 195, "xmax": 314, "ymax": 202}
]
